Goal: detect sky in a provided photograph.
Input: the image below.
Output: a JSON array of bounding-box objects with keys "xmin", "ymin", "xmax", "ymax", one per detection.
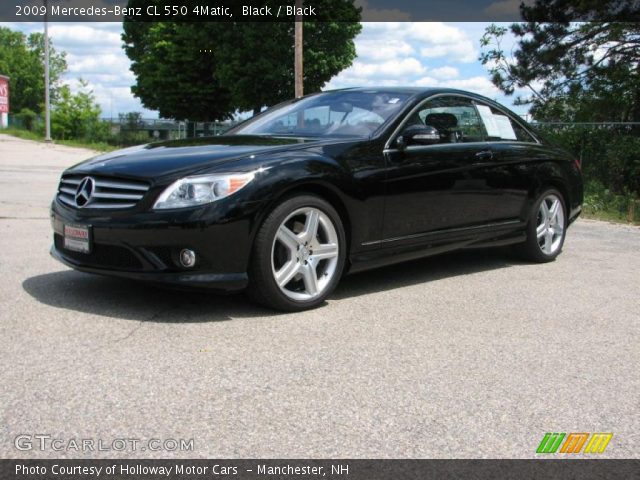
[{"xmin": 0, "ymin": 21, "xmax": 524, "ymax": 119}]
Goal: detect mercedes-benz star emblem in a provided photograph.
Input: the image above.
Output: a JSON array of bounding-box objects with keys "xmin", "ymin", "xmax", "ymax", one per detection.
[{"xmin": 75, "ymin": 176, "xmax": 95, "ymax": 207}]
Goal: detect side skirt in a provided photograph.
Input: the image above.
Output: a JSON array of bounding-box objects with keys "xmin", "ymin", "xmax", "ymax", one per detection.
[{"xmin": 347, "ymin": 220, "xmax": 526, "ymax": 274}]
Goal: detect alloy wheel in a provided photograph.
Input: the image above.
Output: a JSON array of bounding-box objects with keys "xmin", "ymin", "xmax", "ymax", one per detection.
[
  {"xmin": 536, "ymin": 193, "xmax": 565, "ymax": 255},
  {"xmin": 271, "ymin": 207, "xmax": 340, "ymax": 301}
]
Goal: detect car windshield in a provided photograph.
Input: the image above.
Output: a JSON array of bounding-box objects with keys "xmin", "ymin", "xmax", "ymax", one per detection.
[{"xmin": 229, "ymin": 90, "xmax": 412, "ymax": 138}]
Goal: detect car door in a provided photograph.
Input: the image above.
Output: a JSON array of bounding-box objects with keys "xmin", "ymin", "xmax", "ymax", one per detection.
[
  {"xmin": 472, "ymin": 99, "xmax": 543, "ymax": 221},
  {"xmin": 382, "ymin": 94, "xmax": 510, "ymax": 244}
]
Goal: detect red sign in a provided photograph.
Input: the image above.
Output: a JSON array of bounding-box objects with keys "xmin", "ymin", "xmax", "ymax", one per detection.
[{"xmin": 0, "ymin": 76, "xmax": 9, "ymax": 114}]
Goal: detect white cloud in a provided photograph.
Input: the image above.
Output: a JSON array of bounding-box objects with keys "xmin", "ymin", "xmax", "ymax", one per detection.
[
  {"xmin": 48, "ymin": 24, "xmax": 121, "ymax": 47},
  {"xmin": 405, "ymin": 23, "xmax": 477, "ymax": 62},
  {"xmin": 350, "ymin": 57, "xmax": 427, "ymax": 78},
  {"xmin": 439, "ymin": 76, "xmax": 501, "ymax": 98},
  {"xmin": 66, "ymin": 53, "xmax": 132, "ymax": 78},
  {"xmin": 356, "ymin": 39, "xmax": 414, "ymax": 61},
  {"xmin": 419, "ymin": 44, "xmax": 476, "ymax": 62},
  {"xmin": 49, "ymin": 23, "xmax": 154, "ymax": 117},
  {"xmin": 327, "ymin": 22, "xmax": 488, "ymax": 98},
  {"xmin": 430, "ymin": 66, "xmax": 460, "ymax": 80},
  {"xmin": 357, "ymin": 22, "xmax": 478, "ymax": 64},
  {"xmin": 406, "ymin": 76, "xmax": 501, "ymax": 100},
  {"xmin": 405, "ymin": 23, "xmax": 468, "ymax": 44},
  {"xmin": 413, "ymin": 76, "xmax": 440, "ymax": 87}
]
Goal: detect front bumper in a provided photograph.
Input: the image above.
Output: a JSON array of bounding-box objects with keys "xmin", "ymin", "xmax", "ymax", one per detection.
[
  {"xmin": 50, "ymin": 247, "xmax": 248, "ymax": 290},
  {"xmin": 50, "ymin": 198, "xmax": 259, "ymax": 291}
]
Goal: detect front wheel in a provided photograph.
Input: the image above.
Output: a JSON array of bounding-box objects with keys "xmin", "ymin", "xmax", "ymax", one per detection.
[
  {"xmin": 516, "ymin": 188, "xmax": 567, "ymax": 263},
  {"xmin": 247, "ymin": 195, "xmax": 346, "ymax": 311}
]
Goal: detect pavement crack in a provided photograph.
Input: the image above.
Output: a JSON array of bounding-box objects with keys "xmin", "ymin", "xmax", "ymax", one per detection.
[
  {"xmin": 111, "ymin": 308, "xmax": 166, "ymax": 343},
  {"xmin": 114, "ymin": 321, "xmax": 145, "ymax": 343}
]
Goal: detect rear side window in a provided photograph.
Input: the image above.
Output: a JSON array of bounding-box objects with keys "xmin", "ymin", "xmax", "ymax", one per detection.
[
  {"xmin": 474, "ymin": 102, "xmax": 536, "ymax": 143},
  {"xmin": 409, "ymin": 96, "xmax": 486, "ymax": 144}
]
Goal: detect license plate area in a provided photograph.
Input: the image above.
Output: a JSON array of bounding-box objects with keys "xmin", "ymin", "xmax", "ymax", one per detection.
[{"xmin": 63, "ymin": 224, "xmax": 92, "ymax": 253}]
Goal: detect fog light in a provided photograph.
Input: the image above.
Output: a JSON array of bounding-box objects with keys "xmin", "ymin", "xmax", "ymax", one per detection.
[{"xmin": 179, "ymin": 249, "xmax": 196, "ymax": 268}]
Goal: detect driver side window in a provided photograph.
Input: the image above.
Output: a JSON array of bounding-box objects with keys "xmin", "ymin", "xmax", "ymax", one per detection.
[{"xmin": 410, "ymin": 96, "xmax": 486, "ymax": 144}]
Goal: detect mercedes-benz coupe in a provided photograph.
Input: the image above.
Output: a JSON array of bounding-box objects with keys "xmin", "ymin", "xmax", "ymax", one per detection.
[{"xmin": 51, "ymin": 88, "xmax": 583, "ymax": 310}]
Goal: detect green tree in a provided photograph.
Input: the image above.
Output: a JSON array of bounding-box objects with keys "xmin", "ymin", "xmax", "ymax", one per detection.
[
  {"xmin": 119, "ymin": 111, "xmax": 143, "ymax": 130},
  {"xmin": 479, "ymin": 2, "xmax": 640, "ymax": 122},
  {"xmin": 0, "ymin": 27, "xmax": 67, "ymax": 114},
  {"xmin": 215, "ymin": 12, "xmax": 361, "ymax": 114},
  {"xmin": 122, "ymin": 0, "xmax": 361, "ymax": 119},
  {"xmin": 479, "ymin": 2, "xmax": 640, "ymax": 197},
  {"xmin": 51, "ymin": 79, "xmax": 108, "ymax": 141},
  {"xmin": 122, "ymin": 20, "xmax": 233, "ymax": 121}
]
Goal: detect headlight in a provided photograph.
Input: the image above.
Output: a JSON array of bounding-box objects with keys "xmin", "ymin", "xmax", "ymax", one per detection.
[{"xmin": 153, "ymin": 172, "xmax": 255, "ymax": 210}]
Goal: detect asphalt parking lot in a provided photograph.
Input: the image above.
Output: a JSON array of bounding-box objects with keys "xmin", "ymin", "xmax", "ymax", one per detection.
[{"xmin": 0, "ymin": 133, "xmax": 638, "ymax": 459}]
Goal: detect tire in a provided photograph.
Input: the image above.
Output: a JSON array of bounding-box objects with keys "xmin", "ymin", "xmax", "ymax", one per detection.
[
  {"xmin": 247, "ymin": 194, "xmax": 347, "ymax": 311},
  {"xmin": 516, "ymin": 188, "xmax": 567, "ymax": 263}
]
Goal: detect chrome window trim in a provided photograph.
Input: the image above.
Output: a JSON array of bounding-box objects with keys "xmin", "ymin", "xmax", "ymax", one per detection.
[
  {"xmin": 383, "ymin": 140, "xmax": 544, "ymax": 155},
  {"xmin": 383, "ymin": 92, "xmax": 541, "ymax": 151}
]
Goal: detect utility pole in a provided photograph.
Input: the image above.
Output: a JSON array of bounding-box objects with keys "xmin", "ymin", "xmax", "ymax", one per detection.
[
  {"xmin": 44, "ymin": 0, "xmax": 52, "ymax": 142},
  {"xmin": 294, "ymin": 0, "xmax": 303, "ymax": 98}
]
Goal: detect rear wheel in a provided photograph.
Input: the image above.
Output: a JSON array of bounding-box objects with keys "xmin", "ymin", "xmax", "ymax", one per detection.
[
  {"xmin": 248, "ymin": 195, "xmax": 346, "ymax": 311},
  {"xmin": 517, "ymin": 188, "xmax": 567, "ymax": 262}
]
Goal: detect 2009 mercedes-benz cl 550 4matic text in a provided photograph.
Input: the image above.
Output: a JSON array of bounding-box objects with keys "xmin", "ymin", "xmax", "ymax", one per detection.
[{"xmin": 51, "ymin": 88, "xmax": 583, "ymax": 311}]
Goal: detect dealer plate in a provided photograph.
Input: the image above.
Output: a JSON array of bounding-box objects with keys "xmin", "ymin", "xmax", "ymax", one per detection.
[{"xmin": 63, "ymin": 224, "xmax": 92, "ymax": 253}]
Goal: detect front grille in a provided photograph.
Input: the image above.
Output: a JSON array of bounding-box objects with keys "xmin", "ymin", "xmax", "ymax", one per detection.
[
  {"xmin": 57, "ymin": 174, "xmax": 150, "ymax": 209},
  {"xmin": 54, "ymin": 235, "xmax": 143, "ymax": 270}
]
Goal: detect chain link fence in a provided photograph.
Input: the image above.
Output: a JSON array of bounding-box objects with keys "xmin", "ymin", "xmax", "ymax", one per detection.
[
  {"xmin": 107, "ymin": 115, "xmax": 240, "ymax": 144},
  {"xmin": 3, "ymin": 113, "xmax": 240, "ymax": 146}
]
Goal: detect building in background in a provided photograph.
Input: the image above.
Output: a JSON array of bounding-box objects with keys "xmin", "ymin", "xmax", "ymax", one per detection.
[{"xmin": 0, "ymin": 75, "xmax": 9, "ymax": 128}]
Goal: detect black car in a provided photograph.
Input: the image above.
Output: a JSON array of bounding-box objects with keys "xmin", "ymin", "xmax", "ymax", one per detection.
[{"xmin": 50, "ymin": 88, "xmax": 583, "ymax": 311}]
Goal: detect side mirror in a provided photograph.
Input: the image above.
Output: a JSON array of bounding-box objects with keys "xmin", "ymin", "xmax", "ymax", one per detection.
[{"xmin": 397, "ymin": 125, "xmax": 440, "ymax": 148}]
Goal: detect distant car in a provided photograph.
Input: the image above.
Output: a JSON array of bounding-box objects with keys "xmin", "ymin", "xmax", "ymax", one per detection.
[{"xmin": 50, "ymin": 88, "xmax": 583, "ymax": 311}]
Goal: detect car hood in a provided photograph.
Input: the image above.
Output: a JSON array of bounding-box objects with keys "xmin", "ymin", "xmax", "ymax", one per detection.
[{"xmin": 66, "ymin": 135, "xmax": 324, "ymax": 180}]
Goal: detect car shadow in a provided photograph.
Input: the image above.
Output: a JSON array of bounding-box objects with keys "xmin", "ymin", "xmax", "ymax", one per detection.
[
  {"xmin": 334, "ymin": 246, "xmax": 523, "ymax": 299},
  {"xmin": 23, "ymin": 247, "xmax": 523, "ymax": 322},
  {"xmin": 22, "ymin": 270, "xmax": 272, "ymax": 323}
]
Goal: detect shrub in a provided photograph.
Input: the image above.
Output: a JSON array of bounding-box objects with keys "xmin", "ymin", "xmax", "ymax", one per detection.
[{"xmin": 14, "ymin": 108, "xmax": 39, "ymax": 131}]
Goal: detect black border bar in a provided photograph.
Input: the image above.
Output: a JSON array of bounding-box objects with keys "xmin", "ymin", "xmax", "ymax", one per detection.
[
  {"xmin": 3, "ymin": 0, "xmax": 640, "ymax": 23},
  {"xmin": 2, "ymin": 459, "xmax": 639, "ymax": 480}
]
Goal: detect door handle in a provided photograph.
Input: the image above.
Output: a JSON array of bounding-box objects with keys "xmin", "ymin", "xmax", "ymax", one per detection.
[{"xmin": 475, "ymin": 150, "xmax": 494, "ymax": 162}]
